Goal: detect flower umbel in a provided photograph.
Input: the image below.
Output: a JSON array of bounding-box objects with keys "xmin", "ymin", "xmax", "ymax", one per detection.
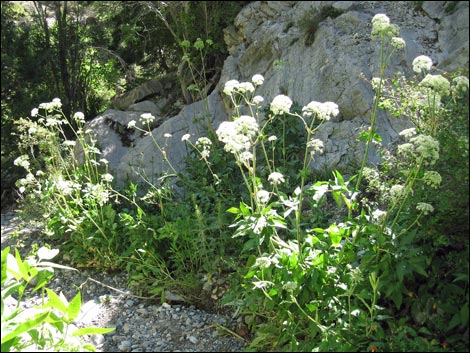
[
  {"xmin": 412, "ymin": 55, "xmax": 433, "ymax": 74},
  {"xmin": 270, "ymin": 95, "xmax": 293, "ymax": 115},
  {"xmin": 268, "ymin": 172, "xmax": 285, "ymax": 185}
]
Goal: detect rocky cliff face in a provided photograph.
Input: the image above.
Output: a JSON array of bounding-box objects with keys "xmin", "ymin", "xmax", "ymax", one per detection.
[{"xmin": 79, "ymin": 1, "xmax": 469, "ymax": 188}]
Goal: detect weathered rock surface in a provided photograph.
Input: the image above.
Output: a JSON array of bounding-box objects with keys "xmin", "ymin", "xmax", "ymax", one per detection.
[{"xmin": 81, "ymin": 1, "xmax": 469, "ymax": 188}]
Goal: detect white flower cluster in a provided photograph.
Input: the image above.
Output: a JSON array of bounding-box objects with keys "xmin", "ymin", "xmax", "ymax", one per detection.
[
  {"xmin": 268, "ymin": 172, "xmax": 285, "ymax": 185},
  {"xmin": 399, "ymin": 128, "xmax": 417, "ymax": 138},
  {"xmin": 196, "ymin": 137, "xmax": 212, "ymax": 159},
  {"xmin": 302, "ymin": 101, "xmax": 339, "ymax": 120},
  {"xmin": 371, "ymin": 14, "xmax": 399, "ymax": 38},
  {"xmin": 389, "ymin": 184, "xmax": 404, "ymax": 202},
  {"xmin": 73, "ymin": 112, "xmax": 85, "ymax": 124},
  {"xmin": 422, "ymin": 171, "xmax": 441, "ymax": 188},
  {"xmin": 412, "ymin": 55, "xmax": 433, "ymax": 74},
  {"xmin": 16, "ymin": 173, "xmax": 36, "ymax": 193},
  {"xmin": 14, "ymin": 155, "xmax": 30, "ymax": 170},
  {"xmin": 83, "ymin": 182, "xmax": 109, "ymax": 206},
  {"xmin": 55, "ymin": 176, "xmax": 80, "ymax": 196},
  {"xmin": 399, "ymin": 134, "xmax": 440, "ymax": 166},
  {"xmin": 410, "ymin": 134, "xmax": 440, "ymax": 166},
  {"xmin": 307, "ymin": 138, "xmax": 325, "ymax": 154},
  {"xmin": 38, "ymin": 98, "xmax": 62, "ymax": 112},
  {"xmin": 371, "ymin": 77, "xmax": 382, "ymax": 92},
  {"xmin": 419, "ymin": 74, "xmax": 450, "ymax": 97},
  {"xmin": 256, "ymin": 190, "xmax": 270, "ymax": 205},
  {"xmin": 452, "ymin": 76, "xmax": 469, "ymax": 95},
  {"xmin": 101, "ymin": 173, "xmax": 114, "ymax": 183},
  {"xmin": 223, "ymin": 74, "xmax": 265, "ymax": 96},
  {"xmin": 416, "ymin": 202, "xmax": 434, "ymax": 215},
  {"xmin": 270, "ymin": 95, "xmax": 293, "ymax": 115},
  {"xmin": 216, "ymin": 115, "xmax": 259, "ymax": 154},
  {"xmin": 140, "ymin": 113, "xmax": 155, "ymax": 125},
  {"xmin": 391, "ymin": 37, "xmax": 406, "ymax": 49}
]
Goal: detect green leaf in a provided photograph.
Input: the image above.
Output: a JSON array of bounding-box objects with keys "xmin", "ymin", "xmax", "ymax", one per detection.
[
  {"xmin": 410, "ymin": 263, "xmax": 428, "ymax": 277},
  {"xmin": 226, "ymin": 207, "xmax": 240, "ymax": 214},
  {"xmin": 448, "ymin": 312, "xmax": 461, "ymax": 330},
  {"xmin": 268, "ymin": 288, "xmax": 278, "ymax": 297},
  {"xmin": 1, "ymin": 247, "xmax": 9, "ymax": 286},
  {"xmin": 33, "ymin": 269, "xmax": 54, "ymax": 292},
  {"xmin": 72, "ymin": 327, "xmax": 115, "ymax": 336},
  {"xmin": 389, "ymin": 287, "xmax": 403, "ymax": 310},
  {"xmin": 396, "ymin": 262, "xmax": 407, "ymax": 282},
  {"xmin": 327, "ymin": 224, "xmax": 342, "ymax": 246},
  {"xmin": 332, "ymin": 191, "xmax": 343, "ymax": 207},
  {"xmin": 239, "ymin": 202, "xmax": 251, "ymax": 217},
  {"xmin": 1, "ymin": 311, "xmax": 50, "ymax": 343},
  {"xmin": 14, "ymin": 248, "xmax": 30, "ymax": 282},
  {"xmin": 460, "ymin": 302, "xmax": 469, "ymax": 327},
  {"xmin": 66, "ymin": 292, "xmax": 82, "ymax": 322},
  {"xmin": 45, "ymin": 288, "xmax": 68, "ymax": 314},
  {"xmin": 306, "ymin": 302, "xmax": 318, "ymax": 312}
]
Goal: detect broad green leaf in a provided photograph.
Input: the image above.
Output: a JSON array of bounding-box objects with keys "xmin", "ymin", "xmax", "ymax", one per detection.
[
  {"xmin": 33, "ymin": 270, "xmax": 54, "ymax": 292},
  {"xmin": 396, "ymin": 262, "xmax": 407, "ymax": 282},
  {"xmin": 239, "ymin": 202, "xmax": 251, "ymax": 217},
  {"xmin": 14, "ymin": 249, "xmax": 30, "ymax": 282},
  {"xmin": 389, "ymin": 289, "xmax": 403, "ymax": 310},
  {"xmin": 460, "ymin": 302, "xmax": 469, "ymax": 326},
  {"xmin": 410, "ymin": 262, "xmax": 428, "ymax": 277},
  {"xmin": 66, "ymin": 292, "xmax": 82, "ymax": 322},
  {"xmin": 226, "ymin": 207, "xmax": 239, "ymax": 214},
  {"xmin": 334, "ymin": 170, "xmax": 344, "ymax": 185},
  {"xmin": 306, "ymin": 302, "xmax": 318, "ymax": 312},
  {"xmin": 448, "ymin": 312, "xmax": 461, "ymax": 330},
  {"xmin": 1, "ymin": 311, "xmax": 49, "ymax": 343},
  {"xmin": 72, "ymin": 327, "xmax": 115, "ymax": 336},
  {"xmin": 327, "ymin": 224, "xmax": 342, "ymax": 246},
  {"xmin": 45, "ymin": 288, "xmax": 68, "ymax": 314},
  {"xmin": 268, "ymin": 288, "xmax": 278, "ymax": 297},
  {"xmin": 332, "ymin": 190, "xmax": 343, "ymax": 207}
]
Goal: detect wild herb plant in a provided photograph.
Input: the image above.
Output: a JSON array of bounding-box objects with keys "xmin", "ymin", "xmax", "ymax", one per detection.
[
  {"xmin": 13, "ymin": 99, "xmax": 141, "ymax": 269},
  {"xmin": 1, "ymin": 246, "xmax": 114, "ymax": 352},
  {"xmin": 184, "ymin": 14, "xmax": 468, "ymax": 351}
]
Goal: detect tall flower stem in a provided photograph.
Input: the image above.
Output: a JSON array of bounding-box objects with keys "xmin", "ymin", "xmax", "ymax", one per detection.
[{"xmin": 356, "ymin": 34, "xmax": 399, "ymax": 190}]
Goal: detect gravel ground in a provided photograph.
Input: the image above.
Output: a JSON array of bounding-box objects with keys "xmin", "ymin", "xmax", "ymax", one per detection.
[{"xmin": 1, "ymin": 212, "xmax": 248, "ymax": 352}]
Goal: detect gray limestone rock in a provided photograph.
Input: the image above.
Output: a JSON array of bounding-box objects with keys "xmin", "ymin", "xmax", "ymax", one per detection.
[{"xmin": 79, "ymin": 1, "xmax": 468, "ymax": 188}]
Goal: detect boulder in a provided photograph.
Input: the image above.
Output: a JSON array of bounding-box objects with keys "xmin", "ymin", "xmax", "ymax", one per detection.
[{"xmin": 81, "ymin": 1, "xmax": 469, "ymax": 188}]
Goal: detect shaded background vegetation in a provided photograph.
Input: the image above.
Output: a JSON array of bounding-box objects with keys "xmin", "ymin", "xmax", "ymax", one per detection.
[{"xmin": 1, "ymin": 0, "xmax": 247, "ymax": 209}]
